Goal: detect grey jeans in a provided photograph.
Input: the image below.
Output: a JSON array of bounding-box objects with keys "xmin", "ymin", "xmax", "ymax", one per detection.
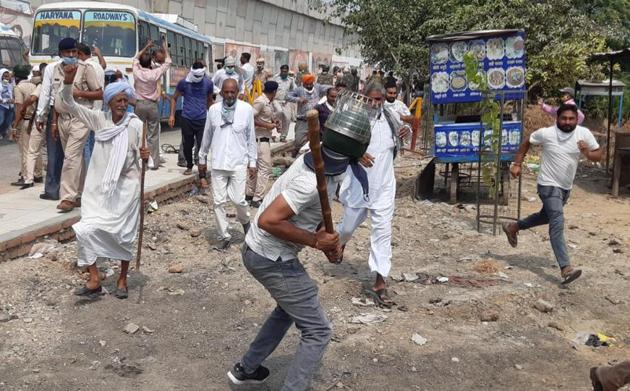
[
  {"xmin": 134, "ymin": 100, "xmax": 160, "ymax": 168},
  {"xmin": 517, "ymin": 184, "xmax": 571, "ymax": 268},
  {"xmin": 240, "ymin": 246, "xmax": 332, "ymax": 391}
]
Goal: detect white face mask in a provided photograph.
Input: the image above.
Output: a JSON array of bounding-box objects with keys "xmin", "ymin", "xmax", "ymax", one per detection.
[{"xmin": 2, "ymin": 80, "xmax": 9, "ymax": 85}]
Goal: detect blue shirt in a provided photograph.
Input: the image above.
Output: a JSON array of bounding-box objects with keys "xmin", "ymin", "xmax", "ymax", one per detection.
[{"xmin": 176, "ymin": 77, "xmax": 213, "ymax": 121}]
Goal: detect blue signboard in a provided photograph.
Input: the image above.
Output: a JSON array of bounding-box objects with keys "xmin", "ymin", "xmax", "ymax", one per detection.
[
  {"xmin": 434, "ymin": 121, "xmax": 523, "ymax": 163},
  {"xmin": 430, "ymin": 32, "xmax": 526, "ymax": 104}
]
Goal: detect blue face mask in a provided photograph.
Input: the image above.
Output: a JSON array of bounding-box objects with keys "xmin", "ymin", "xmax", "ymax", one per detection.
[
  {"xmin": 280, "ymin": 74, "xmax": 288, "ymax": 80},
  {"xmin": 61, "ymin": 56, "xmax": 78, "ymax": 65}
]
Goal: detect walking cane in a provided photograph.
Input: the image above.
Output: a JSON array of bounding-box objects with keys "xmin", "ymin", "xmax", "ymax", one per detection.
[
  {"xmin": 306, "ymin": 109, "xmax": 339, "ymax": 263},
  {"xmin": 136, "ymin": 122, "xmax": 148, "ymax": 271}
]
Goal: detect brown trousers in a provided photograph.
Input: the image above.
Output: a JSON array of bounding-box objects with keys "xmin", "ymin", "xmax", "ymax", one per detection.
[
  {"xmin": 58, "ymin": 114, "xmax": 89, "ymax": 202},
  {"xmin": 246, "ymin": 140, "xmax": 272, "ymax": 201}
]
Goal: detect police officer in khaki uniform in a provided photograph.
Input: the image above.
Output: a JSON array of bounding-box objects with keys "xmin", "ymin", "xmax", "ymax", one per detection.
[
  {"xmin": 53, "ymin": 39, "xmax": 103, "ymax": 212},
  {"xmin": 246, "ymin": 81, "xmax": 279, "ymax": 208}
]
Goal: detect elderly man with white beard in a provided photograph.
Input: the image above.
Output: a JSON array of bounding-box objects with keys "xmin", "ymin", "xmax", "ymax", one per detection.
[{"xmin": 59, "ymin": 63, "xmax": 149, "ymax": 300}]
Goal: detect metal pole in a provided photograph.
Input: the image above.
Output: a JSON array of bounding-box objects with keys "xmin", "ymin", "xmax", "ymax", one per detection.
[
  {"xmin": 492, "ymin": 93, "xmax": 505, "ymax": 236},
  {"xmin": 476, "ymin": 116, "xmax": 483, "ymax": 233},
  {"xmin": 606, "ymin": 59, "xmax": 613, "ymax": 173}
]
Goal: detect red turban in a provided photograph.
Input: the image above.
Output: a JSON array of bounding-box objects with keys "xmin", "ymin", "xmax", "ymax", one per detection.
[{"xmin": 302, "ymin": 74, "xmax": 315, "ymax": 84}]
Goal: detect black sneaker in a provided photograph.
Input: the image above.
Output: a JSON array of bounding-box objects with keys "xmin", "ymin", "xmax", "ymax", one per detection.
[
  {"xmin": 245, "ymin": 195, "xmax": 253, "ymax": 202},
  {"xmin": 227, "ymin": 362, "xmax": 269, "ymax": 385},
  {"xmin": 34, "ymin": 176, "xmax": 43, "ymax": 183},
  {"xmin": 250, "ymin": 200, "xmax": 261, "ymax": 208}
]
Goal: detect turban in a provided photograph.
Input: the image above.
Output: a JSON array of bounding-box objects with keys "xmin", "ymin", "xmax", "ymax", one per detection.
[
  {"xmin": 58, "ymin": 37, "xmax": 77, "ymax": 51},
  {"xmin": 103, "ymin": 80, "xmax": 134, "ymax": 107},
  {"xmin": 263, "ymin": 80, "xmax": 278, "ymax": 93},
  {"xmin": 302, "ymin": 74, "xmax": 315, "ymax": 84},
  {"xmin": 224, "ymin": 56, "xmax": 236, "ymax": 66}
]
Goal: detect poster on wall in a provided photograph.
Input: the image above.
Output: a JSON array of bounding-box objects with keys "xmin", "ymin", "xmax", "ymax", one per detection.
[
  {"xmin": 224, "ymin": 42, "xmax": 261, "ymax": 63},
  {"xmin": 429, "ymin": 31, "xmax": 526, "ymax": 104},
  {"xmin": 288, "ymin": 49, "xmax": 309, "ymax": 73},
  {"xmin": 311, "ymin": 52, "xmax": 332, "ymax": 72},
  {"xmin": 274, "ymin": 50, "xmax": 289, "ymax": 71}
]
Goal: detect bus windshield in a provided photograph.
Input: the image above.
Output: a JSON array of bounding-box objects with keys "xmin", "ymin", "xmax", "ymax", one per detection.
[
  {"xmin": 0, "ymin": 36, "xmax": 25, "ymax": 68},
  {"xmin": 82, "ymin": 11, "xmax": 136, "ymax": 57},
  {"xmin": 32, "ymin": 10, "xmax": 81, "ymax": 55}
]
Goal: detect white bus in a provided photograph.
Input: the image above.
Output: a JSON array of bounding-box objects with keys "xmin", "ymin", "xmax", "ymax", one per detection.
[{"xmin": 29, "ymin": 1, "xmax": 213, "ymax": 119}]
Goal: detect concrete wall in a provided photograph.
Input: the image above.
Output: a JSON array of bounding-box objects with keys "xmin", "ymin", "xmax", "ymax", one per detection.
[{"xmin": 29, "ymin": 0, "xmax": 361, "ymax": 71}]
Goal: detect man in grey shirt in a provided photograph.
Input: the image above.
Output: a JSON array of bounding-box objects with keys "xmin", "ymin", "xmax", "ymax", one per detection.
[{"xmin": 228, "ymin": 140, "xmax": 366, "ymax": 390}]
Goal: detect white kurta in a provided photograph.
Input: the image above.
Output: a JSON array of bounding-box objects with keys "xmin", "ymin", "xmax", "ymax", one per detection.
[
  {"xmin": 338, "ymin": 116, "xmax": 396, "ymax": 277},
  {"xmin": 61, "ymin": 86, "xmax": 143, "ymax": 267}
]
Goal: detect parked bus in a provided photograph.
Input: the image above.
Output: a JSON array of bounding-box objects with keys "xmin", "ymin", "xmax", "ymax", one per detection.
[
  {"xmin": 29, "ymin": 1, "xmax": 213, "ymax": 119},
  {"xmin": 0, "ymin": 23, "xmax": 26, "ymax": 68}
]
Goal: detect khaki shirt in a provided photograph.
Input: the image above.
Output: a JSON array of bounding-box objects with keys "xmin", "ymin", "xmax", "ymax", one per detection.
[
  {"xmin": 54, "ymin": 62, "xmax": 102, "ymax": 114},
  {"xmin": 253, "ymin": 69, "xmax": 271, "ymax": 83},
  {"xmin": 253, "ymin": 94, "xmax": 276, "ymax": 138},
  {"xmin": 14, "ymin": 80, "xmax": 38, "ymax": 119}
]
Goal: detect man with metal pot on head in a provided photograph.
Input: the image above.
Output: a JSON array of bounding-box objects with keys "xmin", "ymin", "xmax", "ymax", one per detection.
[
  {"xmin": 337, "ymin": 82, "xmax": 411, "ymax": 308},
  {"xmin": 228, "ymin": 99, "xmax": 371, "ymax": 391}
]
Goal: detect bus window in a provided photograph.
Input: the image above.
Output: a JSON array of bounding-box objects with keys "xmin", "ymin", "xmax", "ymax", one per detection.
[
  {"xmin": 149, "ymin": 24, "xmax": 159, "ymax": 43},
  {"xmin": 184, "ymin": 37, "xmax": 191, "ymax": 67},
  {"xmin": 138, "ymin": 20, "xmax": 149, "ymax": 47},
  {"xmin": 196, "ymin": 41, "xmax": 204, "ymax": 62},
  {"xmin": 0, "ymin": 36, "xmax": 24, "ymax": 68},
  {"xmin": 176, "ymin": 33, "xmax": 184, "ymax": 66},
  {"xmin": 31, "ymin": 10, "xmax": 81, "ymax": 55},
  {"xmin": 83, "ymin": 11, "xmax": 136, "ymax": 57},
  {"xmin": 167, "ymin": 30, "xmax": 174, "ymax": 51}
]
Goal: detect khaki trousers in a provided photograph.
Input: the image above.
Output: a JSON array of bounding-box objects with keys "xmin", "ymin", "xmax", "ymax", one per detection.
[
  {"xmin": 246, "ymin": 140, "xmax": 272, "ymax": 201},
  {"xmin": 24, "ymin": 122, "xmax": 45, "ymax": 184},
  {"xmin": 274, "ymin": 101, "xmax": 293, "ymax": 139},
  {"xmin": 58, "ymin": 114, "xmax": 89, "ymax": 202},
  {"xmin": 135, "ymin": 100, "xmax": 160, "ymax": 168},
  {"xmin": 17, "ymin": 119, "xmax": 42, "ymax": 180}
]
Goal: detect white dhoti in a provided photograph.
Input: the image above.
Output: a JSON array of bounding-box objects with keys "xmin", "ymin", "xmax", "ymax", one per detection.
[
  {"xmin": 337, "ymin": 116, "xmax": 396, "ymax": 278},
  {"xmin": 59, "ymin": 83, "xmax": 143, "ymax": 268},
  {"xmin": 211, "ymin": 167, "xmax": 250, "ymax": 240}
]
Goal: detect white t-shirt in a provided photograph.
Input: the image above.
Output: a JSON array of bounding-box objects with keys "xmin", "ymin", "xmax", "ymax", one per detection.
[
  {"xmin": 384, "ymin": 99, "xmax": 411, "ymax": 121},
  {"xmin": 529, "ymin": 125, "xmax": 599, "ymax": 190},
  {"xmin": 245, "ymin": 155, "xmax": 345, "ymax": 261}
]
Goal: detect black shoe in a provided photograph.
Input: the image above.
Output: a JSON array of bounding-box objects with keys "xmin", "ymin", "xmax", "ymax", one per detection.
[
  {"xmin": 250, "ymin": 200, "xmax": 261, "ymax": 208},
  {"xmin": 245, "ymin": 195, "xmax": 253, "ymax": 202},
  {"xmin": 242, "ymin": 222, "xmax": 251, "ymax": 235},
  {"xmin": 10, "ymin": 178, "xmax": 25, "ymax": 186},
  {"xmin": 20, "ymin": 183, "xmax": 34, "ymax": 190},
  {"xmin": 177, "ymin": 161, "xmax": 187, "ymax": 168},
  {"xmin": 40, "ymin": 193, "xmax": 59, "ymax": 201},
  {"xmin": 213, "ymin": 239, "xmax": 231, "ymax": 251},
  {"xmin": 33, "ymin": 176, "xmax": 43, "ymax": 183},
  {"xmin": 227, "ymin": 362, "xmax": 269, "ymax": 385}
]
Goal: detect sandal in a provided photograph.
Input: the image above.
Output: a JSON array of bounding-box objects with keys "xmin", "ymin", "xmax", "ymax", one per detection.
[
  {"xmin": 113, "ymin": 287, "xmax": 128, "ymax": 299},
  {"xmin": 502, "ymin": 222, "xmax": 517, "ymax": 248},
  {"xmin": 364, "ymin": 287, "xmax": 396, "ymax": 308},
  {"xmin": 74, "ymin": 285, "xmax": 103, "ymax": 297},
  {"xmin": 561, "ymin": 266, "xmax": 582, "ymax": 285}
]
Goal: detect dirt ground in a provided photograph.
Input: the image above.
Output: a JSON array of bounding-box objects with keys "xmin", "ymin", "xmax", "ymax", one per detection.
[{"xmin": 1, "ymin": 155, "xmax": 629, "ymax": 391}]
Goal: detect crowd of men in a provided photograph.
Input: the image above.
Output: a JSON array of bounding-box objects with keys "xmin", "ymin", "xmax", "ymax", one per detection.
[{"xmin": 3, "ymin": 37, "xmax": 618, "ymax": 391}]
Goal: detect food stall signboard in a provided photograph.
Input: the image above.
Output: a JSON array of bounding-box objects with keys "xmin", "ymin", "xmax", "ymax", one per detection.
[
  {"xmin": 434, "ymin": 121, "xmax": 522, "ymax": 163},
  {"xmin": 429, "ymin": 31, "xmax": 526, "ymax": 104}
]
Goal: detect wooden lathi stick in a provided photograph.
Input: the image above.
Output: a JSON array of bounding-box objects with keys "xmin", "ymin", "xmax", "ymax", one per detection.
[
  {"xmin": 136, "ymin": 122, "xmax": 148, "ymax": 271},
  {"xmin": 306, "ymin": 109, "xmax": 336, "ymax": 237}
]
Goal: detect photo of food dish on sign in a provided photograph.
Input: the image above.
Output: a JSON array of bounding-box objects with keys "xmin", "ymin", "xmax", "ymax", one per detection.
[{"xmin": 427, "ymin": 31, "xmax": 526, "ymax": 104}]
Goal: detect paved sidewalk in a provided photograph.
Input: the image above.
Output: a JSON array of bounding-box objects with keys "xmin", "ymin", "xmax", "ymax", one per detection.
[{"xmin": 0, "ymin": 126, "xmax": 295, "ymax": 261}]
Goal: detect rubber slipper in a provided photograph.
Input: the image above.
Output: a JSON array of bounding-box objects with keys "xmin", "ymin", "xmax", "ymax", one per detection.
[
  {"xmin": 502, "ymin": 222, "xmax": 517, "ymax": 248},
  {"xmin": 113, "ymin": 287, "xmax": 128, "ymax": 299},
  {"xmin": 363, "ymin": 288, "xmax": 395, "ymax": 308},
  {"xmin": 561, "ymin": 269, "xmax": 582, "ymax": 285},
  {"xmin": 74, "ymin": 285, "xmax": 102, "ymax": 297}
]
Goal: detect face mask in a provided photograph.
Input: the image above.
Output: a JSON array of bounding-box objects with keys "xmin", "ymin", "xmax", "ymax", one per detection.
[
  {"xmin": 61, "ymin": 56, "xmax": 78, "ymax": 65},
  {"xmin": 281, "ymin": 74, "xmax": 287, "ymax": 80},
  {"xmin": 2, "ymin": 80, "xmax": 8, "ymax": 85},
  {"xmin": 31, "ymin": 76, "xmax": 42, "ymax": 84},
  {"xmin": 223, "ymin": 96, "xmax": 236, "ymax": 106},
  {"xmin": 226, "ymin": 67, "xmax": 235, "ymax": 75},
  {"xmin": 257, "ymin": 65, "xmax": 264, "ymax": 71}
]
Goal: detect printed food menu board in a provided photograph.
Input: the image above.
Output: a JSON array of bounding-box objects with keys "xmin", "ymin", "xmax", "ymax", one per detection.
[
  {"xmin": 429, "ymin": 32, "xmax": 526, "ymax": 104},
  {"xmin": 434, "ymin": 122, "xmax": 522, "ymax": 162}
]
